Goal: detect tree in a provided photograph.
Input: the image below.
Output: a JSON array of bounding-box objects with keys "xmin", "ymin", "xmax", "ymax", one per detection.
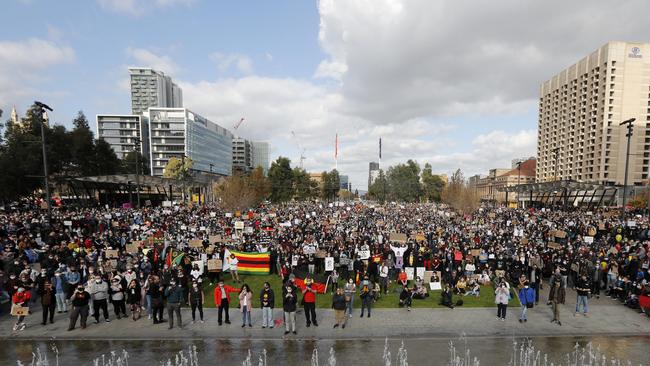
[
  {"xmin": 368, "ymin": 170, "xmax": 388, "ymax": 202},
  {"xmin": 441, "ymin": 169, "xmax": 479, "ymax": 213},
  {"xmin": 321, "ymin": 169, "xmax": 341, "ymax": 201},
  {"xmin": 387, "ymin": 160, "xmax": 422, "ymax": 202},
  {"xmin": 268, "ymin": 157, "xmax": 294, "ymax": 202},
  {"xmin": 214, "ymin": 173, "xmax": 257, "ymax": 211},
  {"xmin": 421, "ymin": 163, "xmax": 446, "ymax": 202},
  {"xmin": 163, "ymin": 157, "xmax": 193, "ymax": 179},
  {"xmin": 93, "ymin": 139, "xmax": 121, "ymax": 175},
  {"xmin": 249, "ymin": 166, "xmax": 271, "ymax": 202},
  {"xmin": 292, "ymin": 168, "xmax": 318, "ymax": 201},
  {"xmin": 121, "ymin": 150, "xmax": 149, "ymax": 175}
]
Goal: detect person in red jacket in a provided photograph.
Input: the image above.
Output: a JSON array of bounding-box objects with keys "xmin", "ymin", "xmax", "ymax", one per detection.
[
  {"xmin": 12, "ymin": 286, "xmax": 31, "ymax": 331},
  {"xmin": 213, "ymin": 280, "xmax": 240, "ymax": 325}
]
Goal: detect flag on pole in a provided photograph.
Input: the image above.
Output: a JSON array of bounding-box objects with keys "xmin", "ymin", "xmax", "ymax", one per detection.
[
  {"xmin": 335, "ymin": 133, "xmax": 338, "ymax": 159},
  {"xmin": 379, "ymin": 138, "xmax": 382, "ymax": 159},
  {"xmin": 223, "ymin": 249, "xmax": 270, "ymax": 275}
]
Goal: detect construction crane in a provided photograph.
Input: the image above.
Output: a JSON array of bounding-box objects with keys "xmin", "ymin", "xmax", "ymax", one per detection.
[
  {"xmin": 233, "ymin": 117, "xmax": 245, "ymax": 130},
  {"xmin": 299, "ymin": 148, "xmax": 306, "ymax": 169},
  {"xmin": 291, "ymin": 131, "xmax": 307, "ymax": 169}
]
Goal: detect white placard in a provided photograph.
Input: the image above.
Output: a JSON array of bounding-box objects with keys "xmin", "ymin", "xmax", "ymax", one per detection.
[
  {"xmin": 405, "ymin": 267, "xmax": 414, "ymax": 280},
  {"xmin": 192, "ymin": 260, "xmax": 204, "ymax": 275},
  {"xmin": 416, "ymin": 267, "xmax": 425, "ymax": 280},
  {"xmin": 226, "ymin": 213, "xmax": 233, "ymax": 218},
  {"xmin": 234, "ymin": 221, "xmax": 244, "ymax": 230},
  {"xmin": 200, "ymin": 226, "xmax": 206, "ymax": 231},
  {"xmin": 311, "ymin": 211, "xmax": 316, "ymax": 217},
  {"xmin": 583, "ymin": 236, "xmax": 594, "ymax": 244},
  {"xmin": 291, "ymin": 255, "xmax": 299, "ymax": 266},
  {"xmin": 280, "ymin": 222, "xmax": 291, "ymax": 227},
  {"xmin": 104, "ymin": 214, "xmax": 112, "ymax": 219},
  {"xmin": 357, "ymin": 249, "xmax": 370, "ymax": 260},
  {"xmin": 210, "ymin": 212, "xmax": 216, "ymax": 217},
  {"xmin": 325, "ymin": 257, "xmax": 334, "ymax": 271},
  {"xmin": 64, "ymin": 220, "xmax": 72, "ymax": 227},
  {"xmin": 627, "ymin": 221, "xmax": 636, "ymax": 227},
  {"xmin": 429, "ymin": 282, "xmax": 442, "ymax": 290},
  {"xmin": 180, "ymin": 225, "xmax": 187, "ymax": 230},
  {"xmin": 162, "ymin": 201, "xmax": 172, "ymax": 207}
]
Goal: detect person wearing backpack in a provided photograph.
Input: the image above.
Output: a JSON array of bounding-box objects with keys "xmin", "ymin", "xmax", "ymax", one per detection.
[{"xmin": 518, "ymin": 281, "xmax": 535, "ymax": 323}]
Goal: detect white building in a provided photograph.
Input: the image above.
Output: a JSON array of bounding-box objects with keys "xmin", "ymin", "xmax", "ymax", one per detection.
[
  {"xmin": 96, "ymin": 114, "xmax": 149, "ymax": 160},
  {"xmin": 129, "ymin": 67, "xmax": 183, "ymax": 116}
]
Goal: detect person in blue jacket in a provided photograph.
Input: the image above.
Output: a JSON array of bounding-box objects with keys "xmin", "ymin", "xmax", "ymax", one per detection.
[{"xmin": 518, "ymin": 282, "xmax": 535, "ymax": 323}]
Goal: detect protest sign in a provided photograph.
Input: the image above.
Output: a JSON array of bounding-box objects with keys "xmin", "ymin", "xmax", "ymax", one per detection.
[
  {"xmin": 192, "ymin": 260, "xmax": 204, "ymax": 275},
  {"xmin": 234, "ymin": 221, "xmax": 244, "ymax": 230},
  {"xmin": 315, "ymin": 249, "xmax": 327, "ymax": 259},
  {"xmin": 325, "ymin": 257, "xmax": 334, "ymax": 271},
  {"xmin": 126, "ymin": 243, "xmax": 139, "ymax": 254},
  {"xmin": 189, "ymin": 239, "xmax": 203, "ymax": 248},
  {"xmin": 423, "ymin": 270, "xmax": 434, "ymax": 283},
  {"xmin": 209, "ymin": 235, "xmax": 223, "ymax": 244},
  {"xmin": 416, "ymin": 267, "xmax": 425, "ymax": 280},
  {"xmin": 547, "ymin": 242, "xmax": 562, "ymax": 250},
  {"xmin": 390, "ymin": 233, "xmax": 407, "ymax": 243},
  {"xmin": 583, "ymin": 236, "xmax": 594, "ymax": 244},
  {"xmin": 11, "ymin": 304, "xmax": 29, "ymax": 317},
  {"xmin": 405, "ymin": 267, "xmax": 414, "ymax": 280},
  {"xmin": 106, "ymin": 249, "xmax": 119, "ymax": 258},
  {"xmin": 207, "ymin": 259, "xmax": 222, "ymax": 272},
  {"xmin": 429, "ymin": 282, "xmax": 442, "ymax": 291}
]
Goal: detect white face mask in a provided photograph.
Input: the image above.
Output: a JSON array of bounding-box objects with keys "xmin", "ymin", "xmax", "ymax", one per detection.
[{"xmin": 95, "ymin": 279, "xmax": 102, "ymax": 283}]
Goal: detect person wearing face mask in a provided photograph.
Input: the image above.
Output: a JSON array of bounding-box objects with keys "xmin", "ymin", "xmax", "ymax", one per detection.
[
  {"xmin": 11, "ymin": 286, "xmax": 31, "ymax": 331},
  {"xmin": 517, "ymin": 281, "xmax": 535, "ymax": 323},
  {"xmin": 40, "ymin": 280, "xmax": 56, "ymax": 325},
  {"xmin": 88, "ymin": 276, "xmax": 110, "ymax": 323},
  {"xmin": 51, "ymin": 270, "xmax": 68, "ymax": 313},
  {"xmin": 283, "ymin": 285, "xmax": 297, "ymax": 335},
  {"xmin": 188, "ymin": 281, "xmax": 204, "ymax": 324},
  {"xmin": 68, "ymin": 285, "xmax": 91, "ymax": 331},
  {"xmin": 343, "ymin": 278, "xmax": 356, "ymax": 318},
  {"xmin": 164, "ymin": 280, "xmax": 183, "ymax": 329},
  {"xmin": 213, "ymin": 280, "xmax": 240, "ymax": 326},
  {"xmin": 109, "ymin": 276, "xmax": 127, "ymax": 319},
  {"xmin": 259, "ymin": 282, "xmax": 274, "ymax": 329},
  {"xmin": 126, "ymin": 279, "xmax": 142, "ymax": 321},
  {"xmin": 239, "ymin": 283, "xmax": 253, "ymax": 328},
  {"xmin": 494, "ymin": 282, "xmax": 510, "ymax": 321}
]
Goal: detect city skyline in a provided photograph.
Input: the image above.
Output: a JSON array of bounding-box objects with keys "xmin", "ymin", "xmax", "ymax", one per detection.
[{"xmin": 3, "ymin": 1, "xmax": 650, "ymax": 189}]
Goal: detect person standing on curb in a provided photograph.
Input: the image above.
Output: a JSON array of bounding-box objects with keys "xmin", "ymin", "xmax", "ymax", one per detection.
[
  {"xmin": 239, "ymin": 284, "xmax": 253, "ymax": 328},
  {"xmin": 574, "ymin": 273, "xmax": 590, "ymax": 317},
  {"xmin": 40, "ymin": 281, "xmax": 56, "ymax": 325},
  {"xmin": 213, "ymin": 280, "xmax": 240, "ymax": 325},
  {"xmin": 260, "ymin": 282, "xmax": 274, "ymax": 329},
  {"xmin": 11, "ymin": 286, "xmax": 31, "ymax": 331},
  {"xmin": 332, "ymin": 287, "xmax": 347, "ymax": 329},
  {"xmin": 283, "ymin": 285, "xmax": 297, "ymax": 335},
  {"xmin": 68, "ymin": 285, "xmax": 90, "ymax": 331},
  {"xmin": 550, "ymin": 271, "xmax": 566, "ymax": 326},
  {"xmin": 302, "ymin": 282, "xmax": 318, "ymax": 327},
  {"xmin": 518, "ymin": 282, "xmax": 534, "ymax": 323},
  {"xmin": 359, "ymin": 277, "xmax": 373, "ymax": 318},
  {"xmin": 343, "ymin": 279, "xmax": 356, "ymax": 318},
  {"xmin": 164, "ymin": 280, "xmax": 183, "ymax": 329},
  {"xmin": 89, "ymin": 275, "xmax": 110, "ymax": 324},
  {"xmin": 494, "ymin": 282, "xmax": 509, "ymax": 321},
  {"xmin": 188, "ymin": 281, "xmax": 204, "ymax": 324}
]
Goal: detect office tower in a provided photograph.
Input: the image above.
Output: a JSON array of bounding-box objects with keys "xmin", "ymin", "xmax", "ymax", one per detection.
[
  {"xmin": 96, "ymin": 114, "xmax": 149, "ymax": 160},
  {"xmin": 251, "ymin": 141, "xmax": 270, "ymax": 175},
  {"xmin": 537, "ymin": 42, "xmax": 650, "ymax": 185},
  {"xmin": 368, "ymin": 161, "xmax": 380, "ymax": 188},
  {"xmin": 129, "ymin": 67, "xmax": 183, "ymax": 116},
  {"xmin": 145, "ymin": 108, "xmax": 233, "ymax": 176},
  {"xmin": 232, "ymin": 137, "xmax": 253, "ymax": 174}
]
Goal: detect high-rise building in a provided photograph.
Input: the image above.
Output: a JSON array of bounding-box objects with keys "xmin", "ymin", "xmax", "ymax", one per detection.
[
  {"xmin": 96, "ymin": 114, "xmax": 149, "ymax": 160},
  {"xmin": 232, "ymin": 137, "xmax": 253, "ymax": 174},
  {"xmin": 537, "ymin": 41, "xmax": 650, "ymax": 185},
  {"xmin": 339, "ymin": 175, "xmax": 350, "ymax": 190},
  {"xmin": 129, "ymin": 68, "xmax": 183, "ymax": 116},
  {"xmin": 368, "ymin": 161, "xmax": 380, "ymax": 188},
  {"xmin": 251, "ymin": 141, "xmax": 270, "ymax": 175},
  {"xmin": 145, "ymin": 108, "xmax": 233, "ymax": 176}
]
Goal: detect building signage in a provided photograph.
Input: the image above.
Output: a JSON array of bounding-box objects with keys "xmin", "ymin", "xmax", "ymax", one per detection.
[{"xmin": 629, "ymin": 47, "xmax": 642, "ymax": 58}]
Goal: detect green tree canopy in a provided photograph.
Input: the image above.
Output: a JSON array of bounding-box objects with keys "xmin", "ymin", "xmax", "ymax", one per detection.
[
  {"xmin": 387, "ymin": 159, "xmax": 422, "ymax": 202},
  {"xmin": 268, "ymin": 156, "xmax": 294, "ymax": 202},
  {"xmin": 321, "ymin": 169, "xmax": 341, "ymax": 201},
  {"xmin": 421, "ymin": 163, "xmax": 446, "ymax": 202},
  {"xmin": 293, "ymin": 168, "xmax": 318, "ymax": 201}
]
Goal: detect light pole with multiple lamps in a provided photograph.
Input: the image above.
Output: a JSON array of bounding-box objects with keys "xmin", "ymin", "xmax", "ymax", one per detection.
[
  {"xmin": 132, "ymin": 137, "xmax": 142, "ymax": 208},
  {"xmin": 34, "ymin": 101, "xmax": 53, "ymax": 219},
  {"xmin": 620, "ymin": 118, "xmax": 636, "ymax": 220}
]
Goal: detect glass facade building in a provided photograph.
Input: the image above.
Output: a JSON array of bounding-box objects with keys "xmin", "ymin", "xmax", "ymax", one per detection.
[{"xmin": 146, "ymin": 108, "xmax": 233, "ymax": 176}]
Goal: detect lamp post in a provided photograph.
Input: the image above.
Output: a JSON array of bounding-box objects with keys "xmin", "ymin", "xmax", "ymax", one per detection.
[
  {"xmin": 517, "ymin": 161, "xmax": 522, "ymax": 208},
  {"xmin": 620, "ymin": 118, "xmax": 636, "ymax": 220},
  {"xmin": 552, "ymin": 148, "xmax": 560, "ymax": 181},
  {"xmin": 34, "ymin": 101, "xmax": 53, "ymax": 219},
  {"xmin": 132, "ymin": 137, "xmax": 142, "ymax": 208}
]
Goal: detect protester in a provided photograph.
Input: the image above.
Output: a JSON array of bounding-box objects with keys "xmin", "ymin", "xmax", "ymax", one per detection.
[
  {"xmin": 359, "ymin": 276, "xmax": 373, "ymax": 318},
  {"xmin": 213, "ymin": 280, "xmax": 239, "ymax": 326},
  {"xmin": 495, "ymin": 282, "xmax": 509, "ymax": 321},
  {"xmin": 400, "ymin": 285, "xmax": 413, "ymax": 310},
  {"xmin": 550, "ymin": 269, "xmax": 566, "ymax": 326},
  {"xmin": 40, "ymin": 280, "xmax": 56, "ymax": 325},
  {"xmin": 89, "ymin": 275, "xmax": 110, "ymax": 323},
  {"xmin": 518, "ymin": 282, "xmax": 535, "ymax": 323},
  {"xmin": 332, "ymin": 287, "xmax": 347, "ymax": 328},
  {"xmin": 68, "ymin": 285, "xmax": 90, "ymax": 331},
  {"xmin": 575, "ymin": 273, "xmax": 590, "ymax": 317},
  {"xmin": 343, "ymin": 279, "xmax": 356, "ymax": 318},
  {"xmin": 188, "ymin": 281, "xmax": 204, "ymax": 324},
  {"xmin": 239, "ymin": 284, "xmax": 253, "ymax": 328},
  {"xmin": 109, "ymin": 276, "xmax": 127, "ymax": 319},
  {"xmin": 126, "ymin": 279, "xmax": 142, "ymax": 321},
  {"xmin": 302, "ymin": 281, "xmax": 318, "ymax": 327},
  {"xmin": 283, "ymin": 285, "xmax": 297, "ymax": 335},
  {"xmin": 260, "ymin": 282, "xmax": 274, "ymax": 328},
  {"xmin": 165, "ymin": 280, "xmax": 183, "ymax": 329},
  {"xmin": 11, "ymin": 286, "xmax": 30, "ymax": 331}
]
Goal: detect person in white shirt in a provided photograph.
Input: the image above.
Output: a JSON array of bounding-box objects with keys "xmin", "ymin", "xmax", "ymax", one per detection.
[
  {"xmin": 379, "ymin": 262, "xmax": 389, "ymax": 295},
  {"xmin": 228, "ymin": 254, "xmax": 240, "ymax": 284}
]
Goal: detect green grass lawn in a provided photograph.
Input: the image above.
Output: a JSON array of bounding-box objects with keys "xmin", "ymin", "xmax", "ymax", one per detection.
[{"xmin": 202, "ymin": 274, "xmax": 521, "ymax": 309}]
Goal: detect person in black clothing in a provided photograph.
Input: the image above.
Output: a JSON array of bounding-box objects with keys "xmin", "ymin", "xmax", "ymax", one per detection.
[
  {"xmin": 440, "ymin": 283, "xmax": 454, "ymax": 309},
  {"xmin": 68, "ymin": 286, "xmax": 91, "ymax": 331},
  {"xmin": 188, "ymin": 281, "xmax": 204, "ymax": 323},
  {"xmin": 40, "ymin": 281, "xmax": 56, "ymax": 325},
  {"xmin": 332, "ymin": 287, "xmax": 347, "ymax": 328},
  {"xmin": 148, "ymin": 277, "xmax": 165, "ymax": 324},
  {"xmin": 260, "ymin": 282, "xmax": 274, "ymax": 328},
  {"xmin": 283, "ymin": 286, "xmax": 297, "ymax": 335},
  {"xmin": 399, "ymin": 285, "xmax": 413, "ymax": 310},
  {"xmin": 126, "ymin": 279, "xmax": 142, "ymax": 321}
]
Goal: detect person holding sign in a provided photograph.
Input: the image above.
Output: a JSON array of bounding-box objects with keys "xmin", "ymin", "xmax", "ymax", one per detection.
[
  {"xmin": 68, "ymin": 285, "xmax": 91, "ymax": 331},
  {"xmin": 359, "ymin": 276, "xmax": 373, "ymax": 318},
  {"xmin": 260, "ymin": 282, "xmax": 274, "ymax": 329},
  {"xmin": 11, "ymin": 286, "xmax": 31, "ymax": 331},
  {"xmin": 302, "ymin": 278, "xmax": 318, "ymax": 327},
  {"xmin": 227, "ymin": 254, "xmax": 240, "ymax": 284}
]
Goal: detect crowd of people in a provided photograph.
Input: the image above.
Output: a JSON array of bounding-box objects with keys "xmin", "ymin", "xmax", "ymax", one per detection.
[{"xmin": 1, "ymin": 199, "xmax": 649, "ymax": 334}]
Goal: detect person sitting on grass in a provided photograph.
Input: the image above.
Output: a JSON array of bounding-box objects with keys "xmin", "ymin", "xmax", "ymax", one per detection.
[
  {"xmin": 399, "ymin": 285, "xmax": 413, "ymax": 311},
  {"xmin": 440, "ymin": 283, "xmax": 454, "ymax": 309},
  {"xmin": 455, "ymin": 276, "xmax": 467, "ymax": 295},
  {"xmin": 465, "ymin": 278, "xmax": 480, "ymax": 297},
  {"xmin": 398, "ymin": 269, "xmax": 408, "ymax": 287},
  {"xmin": 478, "ymin": 270, "xmax": 491, "ymax": 286}
]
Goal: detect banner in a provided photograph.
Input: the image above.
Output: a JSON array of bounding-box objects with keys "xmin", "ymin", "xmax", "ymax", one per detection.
[
  {"xmin": 223, "ymin": 249, "xmax": 270, "ymax": 275},
  {"xmin": 325, "ymin": 257, "xmax": 334, "ymax": 271},
  {"xmin": 207, "ymin": 259, "xmax": 222, "ymax": 272},
  {"xmin": 405, "ymin": 267, "xmax": 414, "ymax": 280},
  {"xmin": 416, "ymin": 267, "xmax": 425, "ymax": 280}
]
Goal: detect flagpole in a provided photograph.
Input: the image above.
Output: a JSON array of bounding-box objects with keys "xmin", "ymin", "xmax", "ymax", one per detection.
[{"xmin": 335, "ymin": 133, "xmax": 338, "ymax": 170}]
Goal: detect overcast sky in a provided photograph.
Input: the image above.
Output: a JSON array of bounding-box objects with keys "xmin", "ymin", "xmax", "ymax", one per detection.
[{"xmin": 2, "ymin": 0, "xmax": 650, "ymax": 190}]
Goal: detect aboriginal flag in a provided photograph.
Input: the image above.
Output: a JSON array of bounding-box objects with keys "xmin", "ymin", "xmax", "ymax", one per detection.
[
  {"xmin": 292, "ymin": 268, "xmax": 329, "ymax": 294},
  {"xmin": 224, "ymin": 249, "xmax": 270, "ymax": 275}
]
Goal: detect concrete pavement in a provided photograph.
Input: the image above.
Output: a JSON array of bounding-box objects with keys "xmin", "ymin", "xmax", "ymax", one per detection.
[{"xmin": 1, "ymin": 289, "xmax": 648, "ymax": 341}]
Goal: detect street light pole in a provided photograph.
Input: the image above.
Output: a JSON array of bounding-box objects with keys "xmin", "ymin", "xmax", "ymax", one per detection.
[
  {"xmin": 620, "ymin": 118, "xmax": 636, "ymax": 220},
  {"xmin": 552, "ymin": 147, "xmax": 560, "ymax": 182},
  {"xmin": 133, "ymin": 137, "xmax": 141, "ymax": 208},
  {"xmin": 35, "ymin": 101, "xmax": 53, "ymax": 219},
  {"xmin": 517, "ymin": 161, "xmax": 522, "ymax": 208}
]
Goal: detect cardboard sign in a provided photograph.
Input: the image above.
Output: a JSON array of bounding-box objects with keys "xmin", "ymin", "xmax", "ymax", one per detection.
[
  {"xmin": 416, "ymin": 267, "xmax": 425, "ymax": 281},
  {"xmin": 547, "ymin": 242, "xmax": 561, "ymax": 250},
  {"xmin": 470, "ymin": 249, "xmax": 481, "ymax": 257},
  {"xmin": 423, "ymin": 270, "xmax": 434, "ymax": 283},
  {"xmin": 390, "ymin": 233, "xmax": 407, "ymax": 243},
  {"xmin": 315, "ymin": 249, "xmax": 327, "ymax": 259},
  {"xmin": 325, "ymin": 257, "xmax": 334, "ymax": 271},
  {"xmin": 415, "ymin": 233, "xmax": 426, "ymax": 242},
  {"xmin": 192, "ymin": 260, "xmax": 204, "ymax": 275},
  {"xmin": 234, "ymin": 221, "xmax": 244, "ymax": 230},
  {"xmin": 209, "ymin": 235, "xmax": 223, "ymax": 244},
  {"xmin": 429, "ymin": 282, "xmax": 442, "ymax": 291},
  {"xmin": 11, "ymin": 304, "xmax": 29, "ymax": 317},
  {"xmin": 583, "ymin": 236, "xmax": 594, "ymax": 244},
  {"xmin": 126, "ymin": 244, "xmax": 139, "ymax": 254},
  {"xmin": 207, "ymin": 259, "xmax": 222, "ymax": 272},
  {"xmin": 405, "ymin": 267, "xmax": 414, "ymax": 280},
  {"xmin": 189, "ymin": 239, "xmax": 203, "ymax": 248},
  {"xmin": 106, "ymin": 249, "xmax": 119, "ymax": 258},
  {"xmin": 554, "ymin": 230, "xmax": 567, "ymax": 239}
]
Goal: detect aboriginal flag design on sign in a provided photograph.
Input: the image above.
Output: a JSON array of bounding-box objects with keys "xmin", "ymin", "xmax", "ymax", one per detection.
[
  {"xmin": 292, "ymin": 269, "xmax": 329, "ymax": 294},
  {"xmin": 229, "ymin": 250, "xmax": 270, "ymax": 275}
]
